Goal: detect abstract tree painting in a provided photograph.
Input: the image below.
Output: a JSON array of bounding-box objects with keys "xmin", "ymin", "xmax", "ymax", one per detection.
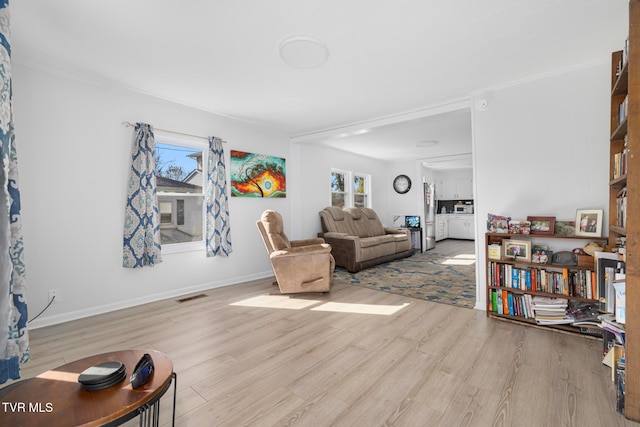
[{"xmin": 230, "ymin": 150, "xmax": 286, "ymax": 197}]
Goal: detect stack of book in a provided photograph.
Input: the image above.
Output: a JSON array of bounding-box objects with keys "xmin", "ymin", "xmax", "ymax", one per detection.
[
  {"xmin": 600, "ymin": 313, "xmax": 626, "ymax": 346},
  {"xmin": 532, "ymin": 296, "xmax": 571, "ymax": 325},
  {"xmin": 568, "ymin": 303, "xmax": 602, "ymax": 337}
]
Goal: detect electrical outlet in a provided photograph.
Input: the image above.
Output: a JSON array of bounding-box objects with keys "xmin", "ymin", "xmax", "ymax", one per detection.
[{"xmin": 48, "ymin": 289, "xmax": 60, "ymax": 303}]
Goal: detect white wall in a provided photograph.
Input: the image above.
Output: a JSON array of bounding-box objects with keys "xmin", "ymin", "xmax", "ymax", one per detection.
[
  {"xmin": 13, "ymin": 64, "xmax": 291, "ymax": 327},
  {"xmin": 473, "ymin": 62, "xmax": 611, "ymax": 310},
  {"xmin": 293, "ymin": 143, "xmax": 388, "ymax": 239},
  {"xmin": 384, "ymin": 160, "xmax": 425, "ymax": 227}
]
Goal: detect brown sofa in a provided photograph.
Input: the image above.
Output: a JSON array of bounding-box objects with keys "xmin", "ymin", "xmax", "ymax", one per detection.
[{"xmin": 318, "ymin": 207, "xmax": 414, "ymax": 273}]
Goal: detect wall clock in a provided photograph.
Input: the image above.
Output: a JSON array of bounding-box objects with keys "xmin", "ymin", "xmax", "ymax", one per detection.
[{"xmin": 393, "ymin": 174, "xmax": 411, "ymax": 194}]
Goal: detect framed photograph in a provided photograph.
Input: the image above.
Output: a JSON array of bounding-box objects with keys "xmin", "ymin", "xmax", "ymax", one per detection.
[
  {"xmin": 503, "ymin": 239, "xmax": 531, "ymax": 262},
  {"xmin": 531, "ymin": 248, "xmax": 552, "ymax": 264},
  {"xmin": 527, "ymin": 216, "xmax": 556, "ymax": 236},
  {"xmin": 554, "ymin": 221, "xmax": 576, "ymax": 236},
  {"xmin": 507, "ymin": 220, "xmax": 531, "ymax": 234},
  {"xmin": 487, "ymin": 214, "xmax": 510, "ymax": 233},
  {"xmin": 575, "ymin": 209, "xmax": 603, "ymax": 237}
]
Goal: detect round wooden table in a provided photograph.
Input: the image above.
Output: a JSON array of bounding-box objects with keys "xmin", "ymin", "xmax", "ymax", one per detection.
[{"xmin": 0, "ymin": 349, "xmax": 175, "ymax": 426}]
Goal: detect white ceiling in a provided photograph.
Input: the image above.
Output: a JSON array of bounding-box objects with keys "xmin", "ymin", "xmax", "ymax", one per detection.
[{"xmin": 11, "ymin": 1, "xmax": 629, "ymax": 163}]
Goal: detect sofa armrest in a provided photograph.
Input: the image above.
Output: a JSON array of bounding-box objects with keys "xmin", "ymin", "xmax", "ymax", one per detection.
[
  {"xmin": 271, "ymin": 243, "xmax": 331, "ymax": 258},
  {"xmin": 323, "ymin": 231, "xmax": 357, "ymax": 240},
  {"xmin": 384, "ymin": 227, "xmax": 409, "ymax": 236},
  {"xmin": 291, "ymin": 237, "xmax": 326, "ymax": 247}
]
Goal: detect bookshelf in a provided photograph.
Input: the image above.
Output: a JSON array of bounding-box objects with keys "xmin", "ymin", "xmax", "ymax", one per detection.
[
  {"xmin": 485, "ymin": 233, "xmax": 608, "ymax": 336},
  {"xmin": 609, "ymin": 1, "xmax": 640, "ymax": 421}
]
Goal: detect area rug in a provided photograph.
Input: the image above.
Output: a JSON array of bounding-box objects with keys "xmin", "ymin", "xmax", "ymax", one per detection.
[{"xmin": 332, "ymin": 249, "xmax": 477, "ymax": 308}]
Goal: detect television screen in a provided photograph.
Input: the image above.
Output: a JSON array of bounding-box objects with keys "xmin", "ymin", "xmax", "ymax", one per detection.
[{"xmin": 405, "ymin": 215, "xmax": 420, "ymax": 228}]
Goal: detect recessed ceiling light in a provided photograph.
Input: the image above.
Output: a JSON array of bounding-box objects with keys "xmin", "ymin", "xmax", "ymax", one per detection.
[
  {"xmin": 279, "ymin": 35, "xmax": 329, "ymax": 68},
  {"xmin": 336, "ymin": 129, "xmax": 371, "ymax": 138},
  {"xmin": 416, "ymin": 140, "xmax": 439, "ymax": 148}
]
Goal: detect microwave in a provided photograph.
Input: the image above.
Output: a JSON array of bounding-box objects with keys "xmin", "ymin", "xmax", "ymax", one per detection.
[{"xmin": 454, "ymin": 205, "xmax": 473, "ymax": 213}]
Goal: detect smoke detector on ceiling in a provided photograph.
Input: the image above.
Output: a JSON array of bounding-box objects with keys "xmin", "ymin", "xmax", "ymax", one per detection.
[
  {"xmin": 279, "ymin": 35, "xmax": 329, "ymax": 68},
  {"xmin": 475, "ymin": 99, "xmax": 488, "ymax": 111}
]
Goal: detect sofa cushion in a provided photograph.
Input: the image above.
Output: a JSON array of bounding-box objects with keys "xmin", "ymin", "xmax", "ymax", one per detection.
[
  {"xmin": 359, "ymin": 234, "xmax": 395, "ymax": 248},
  {"xmin": 321, "ymin": 206, "xmax": 355, "ymax": 235},
  {"xmin": 360, "ymin": 208, "xmax": 386, "ymax": 236},
  {"xmin": 345, "ymin": 208, "xmax": 372, "ymax": 238}
]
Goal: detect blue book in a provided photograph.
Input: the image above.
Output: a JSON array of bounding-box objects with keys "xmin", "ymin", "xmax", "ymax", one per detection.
[{"xmin": 508, "ymin": 293, "xmax": 514, "ymax": 316}]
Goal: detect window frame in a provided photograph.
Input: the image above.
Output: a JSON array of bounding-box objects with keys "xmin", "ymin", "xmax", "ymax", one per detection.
[
  {"xmin": 154, "ymin": 132, "xmax": 208, "ymax": 254},
  {"xmin": 353, "ymin": 172, "xmax": 371, "ymax": 208},
  {"xmin": 330, "ymin": 168, "xmax": 371, "ymax": 208}
]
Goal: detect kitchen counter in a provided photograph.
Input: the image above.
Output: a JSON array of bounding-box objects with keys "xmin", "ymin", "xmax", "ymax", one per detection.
[{"xmin": 436, "ymin": 213, "xmax": 475, "ymax": 240}]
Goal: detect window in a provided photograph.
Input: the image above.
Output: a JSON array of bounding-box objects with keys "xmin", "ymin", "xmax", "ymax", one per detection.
[
  {"xmin": 330, "ymin": 169, "xmax": 371, "ymax": 208},
  {"xmin": 353, "ymin": 174, "xmax": 369, "ymax": 208},
  {"xmin": 331, "ymin": 169, "xmax": 349, "ymax": 208},
  {"xmin": 155, "ymin": 136, "xmax": 206, "ymax": 250}
]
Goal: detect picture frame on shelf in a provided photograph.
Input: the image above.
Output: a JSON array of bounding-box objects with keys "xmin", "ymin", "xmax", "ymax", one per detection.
[
  {"xmin": 575, "ymin": 209, "xmax": 604, "ymax": 237},
  {"xmin": 531, "ymin": 247, "xmax": 552, "ymax": 264},
  {"xmin": 508, "ymin": 220, "xmax": 531, "ymax": 234},
  {"xmin": 554, "ymin": 220, "xmax": 576, "ymax": 236},
  {"xmin": 503, "ymin": 239, "xmax": 531, "ymax": 262},
  {"xmin": 527, "ymin": 216, "xmax": 556, "ymax": 236},
  {"xmin": 487, "ymin": 213, "xmax": 510, "ymax": 233}
]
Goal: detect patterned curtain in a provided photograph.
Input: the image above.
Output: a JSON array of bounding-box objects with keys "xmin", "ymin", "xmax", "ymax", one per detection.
[
  {"xmin": 206, "ymin": 137, "xmax": 232, "ymax": 257},
  {"xmin": 123, "ymin": 123, "xmax": 162, "ymax": 268},
  {"xmin": 0, "ymin": 0, "xmax": 29, "ymax": 384}
]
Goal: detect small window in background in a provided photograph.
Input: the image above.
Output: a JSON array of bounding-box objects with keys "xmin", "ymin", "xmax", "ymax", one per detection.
[
  {"xmin": 354, "ymin": 175, "xmax": 369, "ymax": 208},
  {"xmin": 155, "ymin": 142, "xmax": 205, "ymax": 246},
  {"xmin": 331, "ymin": 170, "xmax": 348, "ymax": 207}
]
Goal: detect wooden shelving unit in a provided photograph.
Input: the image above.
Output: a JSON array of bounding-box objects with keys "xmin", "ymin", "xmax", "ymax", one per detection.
[
  {"xmin": 609, "ymin": 1, "xmax": 639, "ymax": 420},
  {"xmin": 485, "ymin": 233, "xmax": 607, "ymax": 337}
]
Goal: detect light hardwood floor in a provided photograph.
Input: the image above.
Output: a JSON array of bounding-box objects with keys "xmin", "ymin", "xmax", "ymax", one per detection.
[{"xmin": 8, "ymin": 271, "xmax": 639, "ymax": 426}]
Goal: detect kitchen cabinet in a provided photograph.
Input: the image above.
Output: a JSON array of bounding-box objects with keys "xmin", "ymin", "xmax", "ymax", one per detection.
[
  {"xmin": 436, "ymin": 214, "xmax": 448, "ymax": 241},
  {"xmin": 437, "ymin": 178, "xmax": 473, "ymax": 200},
  {"xmin": 455, "ymin": 178, "xmax": 473, "ymax": 199},
  {"xmin": 448, "ymin": 214, "xmax": 475, "ymax": 240}
]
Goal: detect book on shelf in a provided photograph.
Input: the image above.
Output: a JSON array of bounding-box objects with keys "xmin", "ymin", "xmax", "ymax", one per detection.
[
  {"xmin": 595, "ymin": 252, "xmax": 624, "ymax": 313},
  {"xmin": 614, "ymin": 267, "xmax": 626, "ymax": 324},
  {"xmin": 532, "ymin": 296, "xmax": 571, "ymax": 325},
  {"xmin": 487, "ymin": 261, "xmax": 595, "ymax": 299},
  {"xmin": 489, "ymin": 289, "xmax": 535, "ymax": 319},
  {"xmin": 567, "ymin": 302, "xmax": 599, "ymax": 322},
  {"xmin": 599, "ymin": 313, "xmax": 626, "ymax": 346},
  {"xmin": 616, "ymin": 39, "xmax": 629, "ymax": 77},
  {"xmin": 618, "ymin": 95, "xmax": 629, "ymax": 126},
  {"xmin": 613, "ymin": 145, "xmax": 628, "ymax": 179},
  {"xmin": 488, "ymin": 244, "xmax": 501, "ymax": 260},
  {"xmin": 616, "ymin": 187, "xmax": 627, "ymax": 229}
]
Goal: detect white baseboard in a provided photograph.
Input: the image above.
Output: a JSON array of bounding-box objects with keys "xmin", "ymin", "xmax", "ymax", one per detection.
[{"xmin": 28, "ymin": 271, "xmax": 273, "ymax": 329}]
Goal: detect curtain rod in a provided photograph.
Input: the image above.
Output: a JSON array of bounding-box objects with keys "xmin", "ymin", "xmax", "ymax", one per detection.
[{"xmin": 122, "ymin": 121, "xmax": 226, "ymax": 143}]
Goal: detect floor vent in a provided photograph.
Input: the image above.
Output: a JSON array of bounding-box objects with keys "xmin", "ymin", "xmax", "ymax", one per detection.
[{"xmin": 176, "ymin": 293, "xmax": 208, "ymax": 303}]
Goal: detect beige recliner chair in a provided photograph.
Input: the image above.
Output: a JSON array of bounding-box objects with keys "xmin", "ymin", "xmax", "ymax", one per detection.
[{"xmin": 257, "ymin": 210, "xmax": 334, "ymax": 294}]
